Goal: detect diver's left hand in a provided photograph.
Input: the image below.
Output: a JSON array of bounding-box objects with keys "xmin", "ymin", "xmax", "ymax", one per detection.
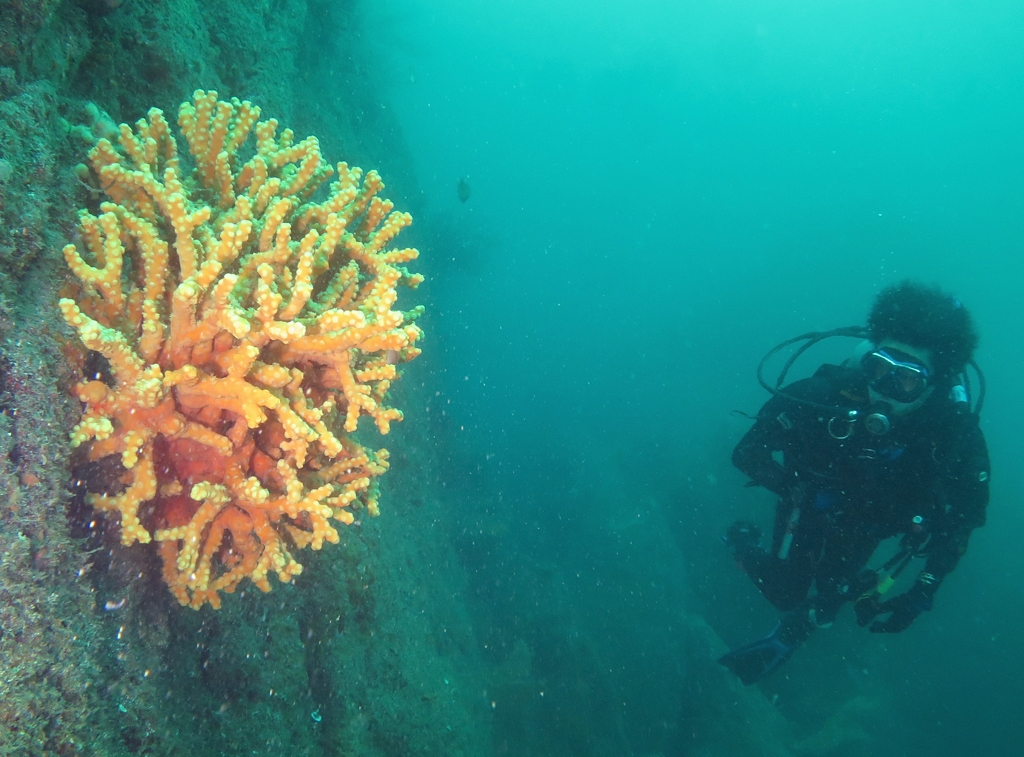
[{"xmin": 868, "ymin": 583, "xmax": 934, "ymax": 634}]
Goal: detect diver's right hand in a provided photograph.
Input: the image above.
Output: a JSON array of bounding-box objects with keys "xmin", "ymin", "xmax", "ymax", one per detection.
[
  {"xmin": 854, "ymin": 593, "xmax": 884, "ymax": 628},
  {"xmin": 868, "ymin": 584, "xmax": 934, "ymax": 634}
]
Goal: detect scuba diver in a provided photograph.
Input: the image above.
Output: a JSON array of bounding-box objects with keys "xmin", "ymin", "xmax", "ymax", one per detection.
[{"xmin": 719, "ymin": 281, "xmax": 990, "ymax": 685}]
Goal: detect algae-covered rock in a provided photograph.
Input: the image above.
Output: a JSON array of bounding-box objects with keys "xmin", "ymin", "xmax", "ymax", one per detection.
[{"xmin": 0, "ymin": 1, "xmax": 476, "ymax": 755}]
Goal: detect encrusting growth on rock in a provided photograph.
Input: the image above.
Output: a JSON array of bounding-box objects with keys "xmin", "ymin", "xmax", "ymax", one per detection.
[{"xmin": 61, "ymin": 90, "xmax": 424, "ymax": 608}]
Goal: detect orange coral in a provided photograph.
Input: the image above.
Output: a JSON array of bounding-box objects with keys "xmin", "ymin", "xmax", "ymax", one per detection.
[{"xmin": 61, "ymin": 90, "xmax": 424, "ymax": 609}]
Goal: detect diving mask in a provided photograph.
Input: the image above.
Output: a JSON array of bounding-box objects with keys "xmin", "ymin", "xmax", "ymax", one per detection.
[{"xmin": 861, "ymin": 348, "xmax": 931, "ymax": 404}]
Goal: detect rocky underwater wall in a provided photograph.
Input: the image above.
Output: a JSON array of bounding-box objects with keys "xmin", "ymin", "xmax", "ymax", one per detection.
[{"xmin": 0, "ymin": 2, "xmax": 488, "ymax": 755}]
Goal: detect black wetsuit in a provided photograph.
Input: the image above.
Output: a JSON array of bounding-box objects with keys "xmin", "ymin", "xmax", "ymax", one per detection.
[{"xmin": 732, "ymin": 363, "xmax": 990, "ymax": 622}]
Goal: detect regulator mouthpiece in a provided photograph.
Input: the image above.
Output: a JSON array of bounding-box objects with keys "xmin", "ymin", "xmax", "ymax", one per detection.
[{"xmin": 863, "ymin": 405, "xmax": 892, "ymax": 436}]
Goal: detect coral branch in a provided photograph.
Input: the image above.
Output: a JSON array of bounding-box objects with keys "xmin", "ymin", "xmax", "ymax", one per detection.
[{"xmin": 62, "ymin": 91, "xmax": 423, "ymax": 608}]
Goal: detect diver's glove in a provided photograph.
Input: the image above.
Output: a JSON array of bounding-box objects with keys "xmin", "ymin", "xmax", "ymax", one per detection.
[{"xmin": 864, "ymin": 580, "xmax": 935, "ymax": 634}]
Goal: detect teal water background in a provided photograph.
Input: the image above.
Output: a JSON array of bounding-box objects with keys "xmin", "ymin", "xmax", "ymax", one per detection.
[{"xmin": 366, "ymin": 1, "xmax": 1023, "ymax": 754}]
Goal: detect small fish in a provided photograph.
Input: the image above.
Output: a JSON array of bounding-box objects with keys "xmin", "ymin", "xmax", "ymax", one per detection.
[{"xmin": 457, "ymin": 177, "xmax": 471, "ymax": 203}]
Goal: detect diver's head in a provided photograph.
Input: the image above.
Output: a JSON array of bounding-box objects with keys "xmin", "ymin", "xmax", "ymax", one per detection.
[{"xmin": 864, "ymin": 282, "xmax": 978, "ymax": 417}]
